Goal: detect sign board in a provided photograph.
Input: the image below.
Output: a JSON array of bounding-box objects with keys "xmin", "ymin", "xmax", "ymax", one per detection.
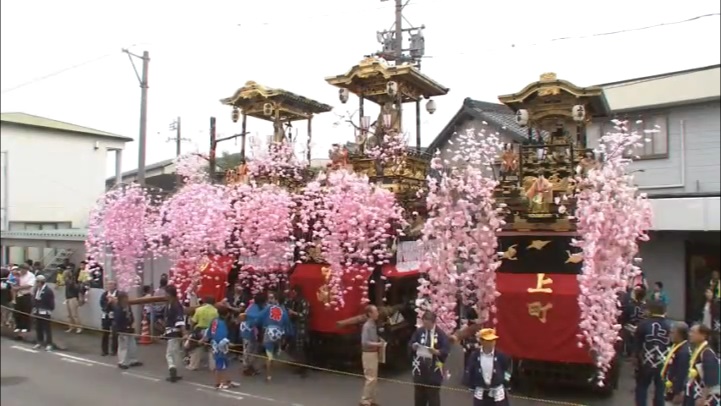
[{"xmin": 396, "ymin": 240, "xmax": 437, "ymax": 272}]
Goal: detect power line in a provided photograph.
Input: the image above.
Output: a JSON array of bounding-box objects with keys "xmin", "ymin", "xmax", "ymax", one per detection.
[
  {"xmin": 1, "ymin": 52, "xmax": 115, "ymax": 95},
  {"xmin": 2, "ymin": 12, "xmax": 717, "ymax": 95},
  {"xmin": 431, "ymin": 12, "xmax": 720, "ymax": 57}
]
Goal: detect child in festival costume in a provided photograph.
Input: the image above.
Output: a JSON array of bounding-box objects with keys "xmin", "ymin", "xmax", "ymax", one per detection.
[
  {"xmin": 204, "ymin": 304, "xmax": 236, "ymax": 389},
  {"xmin": 258, "ymin": 292, "xmax": 292, "ymax": 382},
  {"xmin": 684, "ymin": 323, "xmax": 720, "ymax": 406}
]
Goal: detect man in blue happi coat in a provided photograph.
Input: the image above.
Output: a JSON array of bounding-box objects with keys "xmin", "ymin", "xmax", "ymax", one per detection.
[
  {"xmin": 633, "ymin": 300, "xmax": 672, "ymax": 406},
  {"xmin": 240, "ymin": 292, "xmax": 267, "ymax": 376},
  {"xmin": 661, "ymin": 321, "xmax": 690, "ymax": 405},
  {"xmin": 409, "ymin": 311, "xmax": 451, "ymax": 406},
  {"xmin": 623, "ymin": 285, "xmax": 647, "ymax": 356},
  {"xmin": 258, "ymin": 292, "xmax": 292, "ymax": 382},
  {"xmin": 463, "ymin": 328, "xmax": 511, "ymax": 406},
  {"xmin": 684, "ymin": 324, "xmax": 720, "ymax": 406}
]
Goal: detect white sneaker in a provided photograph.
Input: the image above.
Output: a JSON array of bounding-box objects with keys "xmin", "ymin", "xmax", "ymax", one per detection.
[
  {"xmin": 20, "ymin": 329, "xmax": 27, "ymax": 333},
  {"xmin": 13, "ymin": 328, "xmax": 20, "ymax": 333},
  {"xmin": 33, "ymin": 344, "xmax": 42, "ymax": 350},
  {"xmin": 66, "ymin": 328, "xmax": 74, "ymax": 333},
  {"xmin": 45, "ymin": 345, "xmax": 53, "ymax": 352},
  {"xmin": 75, "ymin": 328, "xmax": 83, "ymax": 334}
]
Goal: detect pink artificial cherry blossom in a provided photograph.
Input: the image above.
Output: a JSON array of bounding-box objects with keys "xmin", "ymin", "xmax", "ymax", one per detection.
[
  {"xmin": 573, "ymin": 119, "xmax": 653, "ymax": 384},
  {"xmin": 86, "ymin": 183, "xmax": 156, "ymax": 291},
  {"xmin": 297, "ymin": 170, "xmax": 406, "ymax": 308},
  {"xmin": 146, "ymin": 154, "xmax": 233, "ymax": 298},
  {"xmin": 418, "ymin": 128, "xmax": 504, "ymax": 332}
]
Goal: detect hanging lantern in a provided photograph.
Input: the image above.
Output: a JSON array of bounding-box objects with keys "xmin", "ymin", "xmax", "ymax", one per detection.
[
  {"xmin": 360, "ymin": 116, "xmax": 370, "ymax": 131},
  {"xmin": 425, "ymin": 99, "xmax": 436, "ymax": 114},
  {"xmin": 339, "ymin": 88, "xmax": 349, "ymax": 104},
  {"xmin": 515, "ymin": 109, "xmax": 529, "ymax": 126},
  {"xmin": 231, "ymin": 107, "xmax": 240, "ymax": 123},
  {"xmin": 263, "ymin": 103, "xmax": 274, "ymax": 116},
  {"xmin": 572, "ymin": 105, "xmax": 586, "ymax": 122},
  {"xmin": 383, "ymin": 114, "xmax": 392, "ymax": 129},
  {"xmin": 386, "ymin": 81, "xmax": 398, "ymax": 97}
]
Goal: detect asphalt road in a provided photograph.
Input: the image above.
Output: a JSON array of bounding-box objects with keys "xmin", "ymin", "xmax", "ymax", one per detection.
[{"xmin": 1, "ymin": 329, "xmax": 636, "ymax": 406}]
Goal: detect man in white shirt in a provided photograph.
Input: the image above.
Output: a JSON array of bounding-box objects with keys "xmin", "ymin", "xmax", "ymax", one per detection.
[
  {"xmin": 12, "ymin": 264, "xmax": 36, "ymax": 335},
  {"xmin": 462, "ymin": 328, "xmax": 512, "ymax": 406}
]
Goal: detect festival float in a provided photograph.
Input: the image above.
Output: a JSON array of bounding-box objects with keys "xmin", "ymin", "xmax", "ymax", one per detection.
[
  {"xmin": 299, "ymin": 56, "xmax": 448, "ymax": 368},
  {"xmin": 485, "ymin": 73, "xmax": 651, "ymax": 393}
]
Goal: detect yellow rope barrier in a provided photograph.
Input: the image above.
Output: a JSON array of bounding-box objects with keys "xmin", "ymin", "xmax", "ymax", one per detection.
[{"xmin": 0, "ymin": 305, "xmax": 589, "ymax": 406}]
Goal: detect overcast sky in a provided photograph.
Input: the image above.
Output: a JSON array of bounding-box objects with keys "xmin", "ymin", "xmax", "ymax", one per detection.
[{"xmin": 1, "ymin": 0, "xmax": 719, "ymax": 176}]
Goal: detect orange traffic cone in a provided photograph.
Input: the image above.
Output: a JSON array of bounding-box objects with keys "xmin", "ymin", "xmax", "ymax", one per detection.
[{"xmin": 139, "ymin": 313, "xmax": 152, "ymax": 345}]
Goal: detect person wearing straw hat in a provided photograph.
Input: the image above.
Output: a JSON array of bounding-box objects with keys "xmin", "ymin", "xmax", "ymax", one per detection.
[
  {"xmin": 409, "ymin": 311, "xmax": 451, "ymax": 406},
  {"xmin": 462, "ymin": 328, "xmax": 511, "ymax": 406}
]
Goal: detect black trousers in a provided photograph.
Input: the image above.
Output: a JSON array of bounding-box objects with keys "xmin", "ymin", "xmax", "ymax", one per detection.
[
  {"xmin": 35, "ymin": 314, "xmax": 53, "ymax": 346},
  {"xmin": 414, "ymin": 385, "xmax": 441, "ymax": 406},
  {"xmin": 14, "ymin": 294, "xmax": 32, "ymax": 331},
  {"xmin": 101, "ymin": 318, "xmax": 118, "ymax": 355}
]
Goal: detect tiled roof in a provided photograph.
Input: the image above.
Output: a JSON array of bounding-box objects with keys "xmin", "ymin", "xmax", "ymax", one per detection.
[
  {"xmin": 1, "ymin": 229, "xmax": 87, "ymax": 241},
  {"xmin": 427, "ymin": 98, "xmax": 528, "ymax": 154},
  {"xmin": 0, "ymin": 112, "xmax": 132, "ymax": 142}
]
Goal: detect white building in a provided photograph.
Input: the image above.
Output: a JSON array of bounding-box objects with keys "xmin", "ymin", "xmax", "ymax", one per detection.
[{"xmin": 0, "ymin": 112, "xmax": 131, "ymax": 266}]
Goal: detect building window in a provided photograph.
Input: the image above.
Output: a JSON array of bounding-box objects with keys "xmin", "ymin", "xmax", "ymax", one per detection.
[{"xmin": 595, "ymin": 115, "xmax": 669, "ymax": 160}]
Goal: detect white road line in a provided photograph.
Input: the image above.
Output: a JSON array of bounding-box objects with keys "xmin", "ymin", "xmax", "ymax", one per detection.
[
  {"xmin": 54, "ymin": 352, "xmax": 114, "ymax": 368},
  {"xmin": 197, "ymin": 388, "xmax": 245, "ymax": 400},
  {"xmin": 122, "ymin": 371, "xmax": 161, "ymax": 382},
  {"xmin": 186, "ymin": 381, "xmax": 278, "ymax": 403},
  {"xmin": 61, "ymin": 358, "xmax": 93, "ymax": 366},
  {"xmin": 10, "ymin": 345, "xmax": 38, "ymax": 353},
  {"xmin": 227, "ymin": 389, "xmax": 277, "ymax": 402}
]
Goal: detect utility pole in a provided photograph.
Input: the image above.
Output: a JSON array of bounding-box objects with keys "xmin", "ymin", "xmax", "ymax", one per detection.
[
  {"xmin": 168, "ymin": 117, "xmax": 191, "ymax": 157},
  {"xmin": 376, "ymin": 0, "xmax": 425, "ymax": 68},
  {"xmin": 122, "ymin": 49, "xmax": 150, "ymax": 186},
  {"xmin": 394, "ymin": 0, "xmax": 403, "ymax": 61}
]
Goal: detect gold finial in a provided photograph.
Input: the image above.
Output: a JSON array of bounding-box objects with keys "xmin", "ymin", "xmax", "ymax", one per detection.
[
  {"xmin": 360, "ymin": 56, "xmax": 378, "ymax": 66},
  {"xmin": 539, "ymin": 73, "xmax": 557, "ymax": 82}
]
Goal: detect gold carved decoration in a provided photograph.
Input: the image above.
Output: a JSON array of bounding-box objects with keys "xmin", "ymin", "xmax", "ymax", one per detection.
[
  {"xmin": 527, "ymin": 240, "xmax": 551, "ymax": 251},
  {"xmin": 502, "ymin": 244, "xmax": 519, "ymax": 261},
  {"xmin": 527, "ymin": 302, "xmax": 553, "ymax": 323},
  {"xmin": 537, "ymin": 87, "xmax": 561, "ymax": 97},
  {"xmin": 565, "ymin": 251, "xmax": 583, "ymax": 264},
  {"xmin": 316, "ymin": 266, "xmax": 332, "ymax": 304},
  {"xmin": 539, "ymin": 73, "xmax": 557, "ymax": 82},
  {"xmin": 527, "ymin": 273, "xmax": 554, "ymax": 294},
  {"xmin": 198, "ymin": 257, "xmax": 211, "ymax": 273}
]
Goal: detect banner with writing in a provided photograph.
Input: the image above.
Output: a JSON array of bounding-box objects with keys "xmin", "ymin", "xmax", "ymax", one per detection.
[{"xmin": 396, "ymin": 240, "xmax": 437, "ymax": 272}]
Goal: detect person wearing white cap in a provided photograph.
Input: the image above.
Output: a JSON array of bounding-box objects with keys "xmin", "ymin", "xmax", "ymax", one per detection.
[
  {"xmin": 32, "ymin": 274, "xmax": 55, "ymax": 351},
  {"xmin": 462, "ymin": 328, "xmax": 512, "ymax": 406}
]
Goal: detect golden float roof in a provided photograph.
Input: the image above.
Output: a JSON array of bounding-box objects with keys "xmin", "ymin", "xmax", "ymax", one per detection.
[
  {"xmin": 326, "ymin": 57, "xmax": 449, "ymax": 105},
  {"xmin": 498, "ymin": 72, "xmax": 610, "ymax": 118},
  {"xmin": 221, "ymin": 81, "xmax": 332, "ymax": 122}
]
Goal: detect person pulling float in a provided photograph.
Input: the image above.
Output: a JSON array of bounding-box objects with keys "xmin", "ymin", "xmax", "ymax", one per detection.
[
  {"xmin": 258, "ymin": 292, "xmax": 292, "ymax": 382},
  {"xmin": 463, "ymin": 328, "xmax": 512, "ymax": 406}
]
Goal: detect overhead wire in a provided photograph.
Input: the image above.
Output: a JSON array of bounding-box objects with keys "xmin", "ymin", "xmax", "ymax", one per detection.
[{"xmin": 1, "ymin": 12, "xmax": 718, "ymax": 96}]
